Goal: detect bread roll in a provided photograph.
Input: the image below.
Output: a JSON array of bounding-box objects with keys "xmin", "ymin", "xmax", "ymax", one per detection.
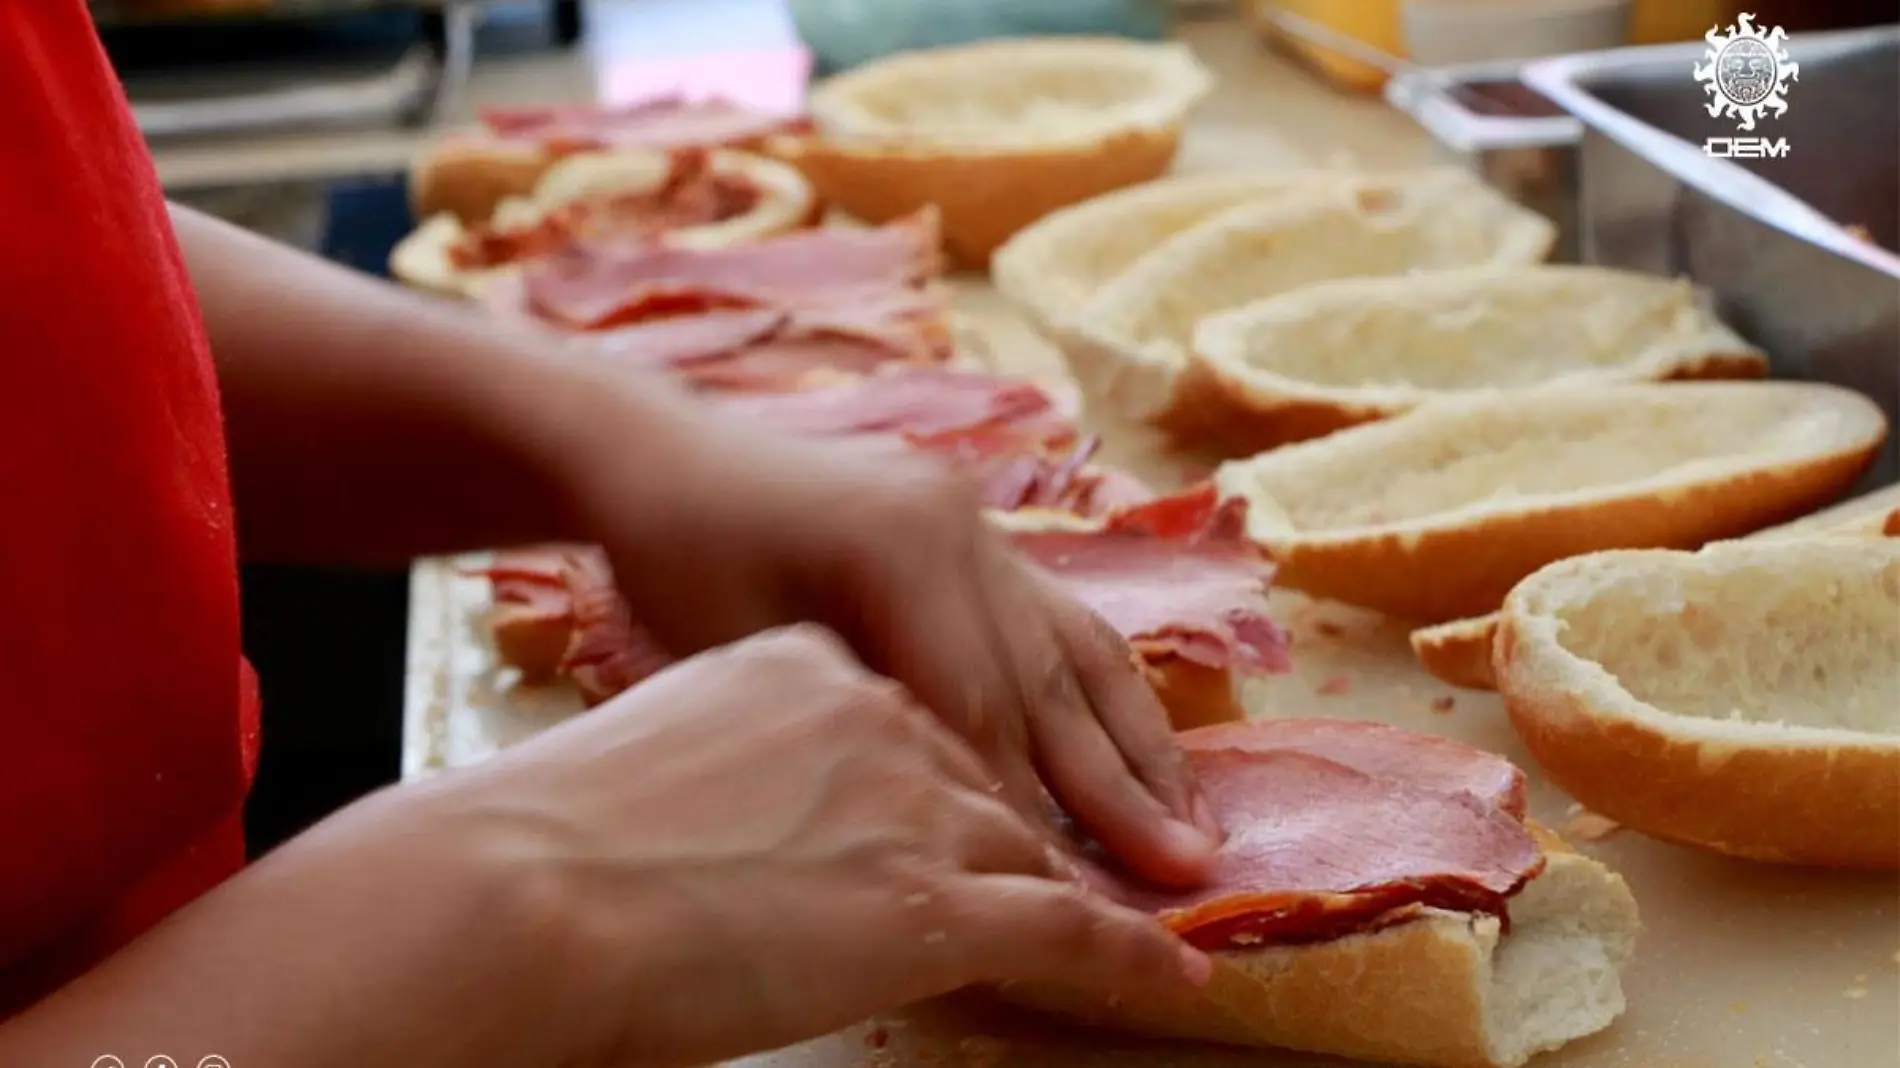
[
  {"xmin": 991, "ymin": 170, "xmax": 1331, "ymax": 335},
  {"xmin": 1053, "ymin": 170, "xmax": 1555, "ymax": 431},
  {"xmin": 1215, "ymin": 381, "xmax": 1886, "ymax": 623},
  {"xmin": 1495, "ymin": 538, "xmax": 1900, "ymax": 869},
  {"xmin": 1412, "ymin": 483, "xmax": 1900, "ymax": 691},
  {"xmin": 775, "ymin": 37, "xmax": 1212, "ymax": 267},
  {"xmin": 1008, "ymin": 827, "xmax": 1639, "ymax": 1068},
  {"xmin": 1180, "ymin": 265, "xmax": 1768, "ymax": 453}
]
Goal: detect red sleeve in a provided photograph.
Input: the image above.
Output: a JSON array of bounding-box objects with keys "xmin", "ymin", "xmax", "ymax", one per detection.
[{"xmin": 0, "ymin": 0, "xmax": 258, "ymax": 1014}]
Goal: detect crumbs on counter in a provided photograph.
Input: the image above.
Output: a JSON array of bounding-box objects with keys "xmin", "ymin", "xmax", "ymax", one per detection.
[
  {"xmin": 1316, "ymin": 676, "xmax": 1351, "ymax": 696},
  {"xmin": 1430, "ymin": 694, "xmax": 1455, "ymax": 714}
]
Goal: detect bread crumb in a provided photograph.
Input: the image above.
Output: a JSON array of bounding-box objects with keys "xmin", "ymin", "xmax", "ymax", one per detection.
[
  {"xmin": 1317, "ymin": 676, "xmax": 1351, "ymax": 696},
  {"xmin": 1430, "ymin": 694, "xmax": 1455, "ymax": 714},
  {"xmin": 1563, "ymin": 809, "xmax": 1623, "ymax": 841}
]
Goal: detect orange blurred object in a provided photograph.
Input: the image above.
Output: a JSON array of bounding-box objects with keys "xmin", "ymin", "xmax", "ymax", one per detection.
[{"xmin": 1243, "ymin": 0, "xmax": 1757, "ymax": 94}]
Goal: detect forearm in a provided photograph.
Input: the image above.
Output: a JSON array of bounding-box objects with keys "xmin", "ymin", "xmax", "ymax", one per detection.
[
  {"xmin": 172, "ymin": 203, "xmax": 709, "ymax": 565},
  {"xmin": 0, "ymin": 785, "xmax": 585, "ymax": 1068}
]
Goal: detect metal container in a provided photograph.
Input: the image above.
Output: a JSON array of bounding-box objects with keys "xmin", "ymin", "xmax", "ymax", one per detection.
[
  {"xmin": 1386, "ymin": 61, "xmax": 1583, "ymax": 260},
  {"xmin": 1525, "ymin": 27, "xmax": 1900, "ymax": 487}
]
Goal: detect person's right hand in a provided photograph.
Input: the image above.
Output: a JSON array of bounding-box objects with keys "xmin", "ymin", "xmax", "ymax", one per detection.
[{"xmin": 413, "ymin": 625, "xmax": 1210, "ymax": 1068}]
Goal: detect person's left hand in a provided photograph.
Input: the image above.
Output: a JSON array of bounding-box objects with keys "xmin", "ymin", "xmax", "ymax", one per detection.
[{"xmin": 566, "ymin": 418, "xmax": 1222, "ymax": 890}]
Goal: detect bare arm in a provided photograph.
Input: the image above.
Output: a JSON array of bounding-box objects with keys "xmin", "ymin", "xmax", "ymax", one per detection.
[{"xmin": 170, "ymin": 202, "xmax": 698, "ymax": 565}]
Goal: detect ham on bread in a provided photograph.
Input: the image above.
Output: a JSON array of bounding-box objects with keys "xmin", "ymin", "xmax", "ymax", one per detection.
[
  {"xmin": 1008, "ymin": 718, "xmax": 1640, "ymax": 1068},
  {"xmin": 483, "ymin": 208, "xmax": 944, "ymax": 332},
  {"xmin": 995, "ymin": 485, "xmax": 1291, "ymax": 728},
  {"xmin": 392, "ymin": 147, "xmax": 821, "ymax": 297},
  {"xmin": 477, "ymin": 485, "xmax": 1293, "ymax": 723},
  {"xmin": 411, "ymin": 96, "xmax": 811, "ymax": 223}
]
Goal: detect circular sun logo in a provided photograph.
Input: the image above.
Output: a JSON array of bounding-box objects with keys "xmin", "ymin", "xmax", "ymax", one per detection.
[{"xmin": 1692, "ymin": 13, "xmax": 1799, "ymax": 132}]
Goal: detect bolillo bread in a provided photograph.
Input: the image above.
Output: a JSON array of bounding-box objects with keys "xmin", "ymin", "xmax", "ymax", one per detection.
[
  {"xmin": 389, "ymin": 147, "xmax": 818, "ymax": 297},
  {"xmin": 990, "ymin": 169, "xmax": 1332, "ymax": 337},
  {"xmin": 773, "ymin": 37, "xmax": 1211, "ymax": 267},
  {"xmin": 1214, "ymin": 381, "xmax": 1887, "ymax": 624},
  {"xmin": 1494, "ymin": 538, "xmax": 1900, "ymax": 869},
  {"xmin": 1052, "ymin": 169, "xmax": 1555, "ymax": 434},
  {"xmin": 1413, "ymin": 483, "xmax": 1900, "ymax": 691},
  {"xmin": 1179, "ymin": 265, "xmax": 1769, "ymax": 454},
  {"xmin": 1008, "ymin": 823, "xmax": 1639, "ymax": 1068}
]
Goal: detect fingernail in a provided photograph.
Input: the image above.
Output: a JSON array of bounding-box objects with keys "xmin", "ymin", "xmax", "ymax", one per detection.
[
  {"xmin": 1165, "ymin": 818, "xmax": 1220, "ymax": 863},
  {"xmin": 1179, "ymin": 943, "xmax": 1213, "ymax": 987}
]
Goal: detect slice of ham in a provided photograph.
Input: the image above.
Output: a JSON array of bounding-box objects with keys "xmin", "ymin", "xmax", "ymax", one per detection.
[
  {"xmin": 449, "ymin": 149, "xmax": 763, "ymax": 270},
  {"xmin": 1180, "ymin": 718, "xmax": 1528, "ymax": 817},
  {"xmin": 478, "ymin": 97, "xmax": 809, "ymax": 155},
  {"xmin": 553, "ymin": 549, "xmax": 672, "ymax": 705},
  {"xmin": 1104, "ymin": 745, "xmax": 1545, "ymax": 950},
  {"xmin": 706, "ymin": 368, "xmax": 1073, "ymax": 441},
  {"xmin": 1079, "ymin": 721, "xmax": 1543, "ymax": 950},
  {"xmin": 511, "ymin": 211, "xmax": 942, "ymax": 331},
  {"xmin": 1009, "ymin": 485, "xmax": 1292, "ymax": 676},
  {"xmin": 580, "ymin": 299, "xmax": 953, "ymax": 391}
]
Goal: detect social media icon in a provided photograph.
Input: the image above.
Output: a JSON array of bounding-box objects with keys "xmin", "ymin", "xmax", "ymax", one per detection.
[
  {"xmin": 89, "ymin": 1057, "xmax": 126, "ymax": 1068},
  {"xmin": 198, "ymin": 1058, "xmax": 233, "ymax": 1068},
  {"xmin": 145, "ymin": 1058, "xmax": 179, "ymax": 1068}
]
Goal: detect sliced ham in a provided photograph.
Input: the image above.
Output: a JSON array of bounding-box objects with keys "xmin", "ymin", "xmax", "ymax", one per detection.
[
  {"xmin": 1009, "ymin": 485, "xmax": 1292, "ymax": 675},
  {"xmin": 1103, "ymin": 745, "xmax": 1545, "ymax": 950},
  {"xmin": 580, "ymin": 301, "xmax": 953, "ymax": 391},
  {"xmin": 706, "ymin": 368, "xmax": 1071, "ymax": 441},
  {"xmin": 478, "ymin": 97, "xmax": 809, "ymax": 155},
  {"xmin": 449, "ymin": 149, "xmax": 763, "ymax": 270},
  {"xmin": 1180, "ymin": 718, "xmax": 1528, "ymax": 817},
  {"xmin": 514, "ymin": 211, "xmax": 942, "ymax": 331},
  {"xmin": 554, "ymin": 549, "xmax": 672, "ymax": 706}
]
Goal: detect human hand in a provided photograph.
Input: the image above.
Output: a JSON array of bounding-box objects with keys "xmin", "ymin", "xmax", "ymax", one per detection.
[
  {"xmin": 572, "ymin": 424, "xmax": 1222, "ymax": 889},
  {"xmin": 422, "ymin": 626, "xmax": 1210, "ymax": 1066}
]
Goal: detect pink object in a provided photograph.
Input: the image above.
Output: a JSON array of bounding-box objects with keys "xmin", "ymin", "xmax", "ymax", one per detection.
[{"xmin": 599, "ymin": 47, "xmax": 813, "ymax": 116}]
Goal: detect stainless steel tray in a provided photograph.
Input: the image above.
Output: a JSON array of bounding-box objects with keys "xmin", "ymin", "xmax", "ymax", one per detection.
[{"xmin": 1526, "ymin": 27, "xmax": 1900, "ymax": 488}]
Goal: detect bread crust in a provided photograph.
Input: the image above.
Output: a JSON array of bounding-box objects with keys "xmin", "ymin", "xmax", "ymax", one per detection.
[
  {"xmin": 1410, "ymin": 486, "xmax": 1900, "ymax": 690},
  {"xmin": 410, "ymin": 137, "xmax": 555, "ymax": 224},
  {"xmin": 1003, "ymin": 827, "xmax": 1638, "ymax": 1068},
  {"xmin": 1216, "ymin": 383, "xmax": 1889, "ymax": 623},
  {"xmin": 991, "ymin": 171, "xmax": 1331, "ymax": 337},
  {"xmin": 1142, "ymin": 656, "xmax": 1245, "ymax": 730},
  {"xmin": 1411, "ymin": 615, "xmax": 1502, "ymax": 691},
  {"xmin": 1494, "ymin": 540, "xmax": 1900, "ymax": 869},
  {"xmin": 781, "ymin": 37, "xmax": 1210, "ymax": 268},
  {"xmin": 1177, "ymin": 267, "xmax": 1769, "ymax": 454}
]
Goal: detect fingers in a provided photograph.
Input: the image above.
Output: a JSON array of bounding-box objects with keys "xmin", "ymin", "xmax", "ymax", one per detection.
[
  {"xmin": 975, "ymin": 551, "xmax": 1218, "ymax": 888},
  {"xmin": 941, "ymin": 874, "xmax": 1213, "ymax": 1001},
  {"xmin": 1047, "ymin": 590, "xmax": 1225, "ymax": 847}
]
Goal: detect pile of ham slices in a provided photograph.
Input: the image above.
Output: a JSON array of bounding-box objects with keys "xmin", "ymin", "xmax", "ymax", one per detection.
[{"xmin": 451, "ymin": 98, "xmax": 1293, "ymax": 712}]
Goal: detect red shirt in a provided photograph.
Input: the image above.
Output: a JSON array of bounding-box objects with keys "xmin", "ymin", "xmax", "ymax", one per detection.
[{"xmin": 0, "ymin": 0, "xmax": 259, "ymax": 1014}]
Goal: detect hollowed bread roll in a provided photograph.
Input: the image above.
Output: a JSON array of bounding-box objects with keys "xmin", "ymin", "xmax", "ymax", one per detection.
[
  {"xmin": 774, "ymin": 37, "xmax": 1212, "ymax": 266},
  {"xmin": 1214, "ymin": 381, "xmax": 1886, "ymax": 623},
  {"xmin": 1181, "ymin": 265, "xmax": 1768, "ymax": 453},
  {"xmin": 1054, "ymin": 169, "xmax": 1554, "ymax": 432},
  {"xmin": 1495, "ymin": 539, "xmax": 1900, "ymax": 869}
]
